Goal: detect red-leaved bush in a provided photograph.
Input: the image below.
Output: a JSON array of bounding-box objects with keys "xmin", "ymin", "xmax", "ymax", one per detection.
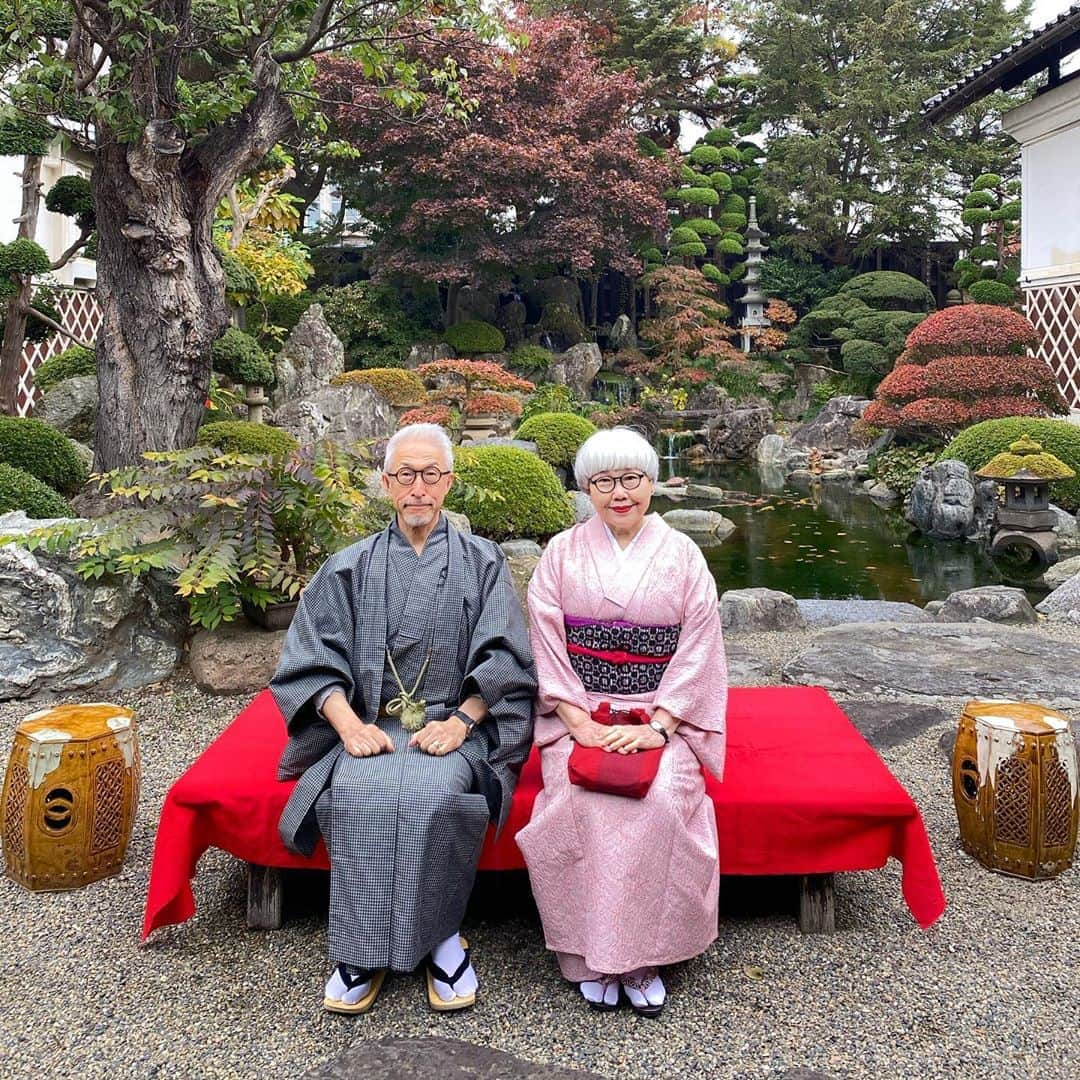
[
  {"xmin": 866, "ymin": 304, "xmax": 1066, "ymax": 438},
  {"xmin": 399, "ymin": 405, "xmax": 452, "ymax": 427}
]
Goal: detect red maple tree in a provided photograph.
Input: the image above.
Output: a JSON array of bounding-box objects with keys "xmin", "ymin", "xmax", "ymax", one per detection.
[{"xmin": 317, "ymin": 14, "xmax": 673, "ymax": 317}]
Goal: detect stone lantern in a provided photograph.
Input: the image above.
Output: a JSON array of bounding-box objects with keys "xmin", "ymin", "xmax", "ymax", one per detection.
[{"xmin": 975, "ymin": 435, "xmax": 1076, "ymax": 567}]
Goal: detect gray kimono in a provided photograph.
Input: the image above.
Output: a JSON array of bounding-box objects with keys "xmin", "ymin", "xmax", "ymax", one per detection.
[{"xmin": 269, "ymin": 515, "xmax": 536, "ymax": 971}]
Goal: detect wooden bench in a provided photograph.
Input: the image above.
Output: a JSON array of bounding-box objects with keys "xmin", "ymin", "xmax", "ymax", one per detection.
[{"xmin": 142, "ymin": 686, "xmax": 946, "ymax": 941}]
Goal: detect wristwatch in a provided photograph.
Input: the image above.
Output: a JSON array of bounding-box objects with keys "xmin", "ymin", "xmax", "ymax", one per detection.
[
  {"xmin": 451, "ymin": 708, "xmax": 479, "ymax": 736},
  {"xmin": 648, "ymin": 718, "xmax": 670, "ymax": 744}
]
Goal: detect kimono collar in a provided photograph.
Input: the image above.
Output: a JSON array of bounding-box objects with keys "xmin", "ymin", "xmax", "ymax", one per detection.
[{"xmin": 583, "ymin": 511, "xmax": 668, "ymax": 609}]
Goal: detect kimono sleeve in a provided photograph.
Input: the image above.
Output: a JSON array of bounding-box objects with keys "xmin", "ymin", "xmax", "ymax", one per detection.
[
  {"xmin": 526, "ymin": 536, "xmax": 591, "ymax": 718},
  {"xmin": 269, "ymin": 555, "xmax": 358, "ymax": 735},
  {"xmin": 651, "ymin": 541, "xmax": 727, "ymax": 736}
]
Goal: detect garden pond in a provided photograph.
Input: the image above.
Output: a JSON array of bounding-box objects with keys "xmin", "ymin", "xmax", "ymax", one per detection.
[{"xmin": 652, "ymin": 459, "xmax": 1049, "ymax": 605}]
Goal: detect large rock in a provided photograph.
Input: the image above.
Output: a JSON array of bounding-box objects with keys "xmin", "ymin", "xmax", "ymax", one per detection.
[
  {"xmin": 721, "ymin": 588, "xmax": 806, "ymax": 632},
  {"xmin": 442, "ymin": 509, "xmax": 471, "ymax": 534},
  {"xmin": 500, "ymin": 539, "xmax": 542, "ymax": 559},
  {"xmin": 271, "ymin": 304, "xmax": 344, "ymax": 408},
  {"xmin": 0, "ymin": 518, "xmax": 185, "ymax": 700},
  {"xmin": 405, "ymin": 342, "xmax": 453, "ymax": 369},
  {"xmin": 274, "ymin": 383, "xmax": 397, "ymax": 446},
  {"xmin": 1043, "ymin": 554, "xmax": 1080, "ymax": 589},
  {"xmin": 607, "ymin": 314, "xmax": 637, "ymax": 352},
  {"xmin": 755, "ymin": 433, "xmax": 786, "ymax": 467},
  {"xmin": 547, "ymin": 342, "xmax": 602, "ymax": 400},
  {"xmin": 1035, "ymin": 573, "xmax": 1080, "ymax": 623},
  {"xmin": 936, "ymin": 585, "xmax": 1039, "ymax": 624},
  {"xmin": 705, "ymin": 399, "xmax": 773, "ymax": 461},
  {"xmin": 796, "ymin": 598, "xmax": 931, "ymax": 627},
  {"xmin": 572, "ymin": 491, "xmax": 595, "ymax": 523},
  {"xmin": 36, "ymin": 375, "xmax": 98, "ymax": 444},
  {"xmin": 782, "ymin": 622, "xmax": 1080, "ymax": 708},
  {"xmin": 495, "ymin": 299, "xmax": 527, "ymax": 347},
  {"xmin": 188, "ymin": 623, "xmax": 287, "ymax": 694},
  {"xmin": 788, "ymin": 395, "xmax": 870, "ymax": 452},
  {"xmin": 663, "ymin": 509, "xmax": 736, "ymax": 540},
  {"xmin": 792, "ymin": 362, "xmax": 841, "ymax": 416},
  {"xmin": 905, "ymin": 459, "xmax": 997, "ymax": 541},
  {"xmin": 1050, "ymin": 504, "xmax": 1080, "ymax": 551},
  {"xmin": 505, "ymin": 553, "xmax": 540, "ymax": 616}
]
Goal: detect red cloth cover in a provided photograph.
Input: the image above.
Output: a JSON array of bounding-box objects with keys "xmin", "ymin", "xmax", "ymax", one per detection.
[
  {"xmin": 566, "ymin": 703, "xmax": 662, "ymax": 799},
  {"xmin": 142, "ymin": 686, "xmax": 946, "ymax": 938}
]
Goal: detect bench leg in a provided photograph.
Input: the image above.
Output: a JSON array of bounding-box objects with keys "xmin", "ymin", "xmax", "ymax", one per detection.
[
  {"xmin": 798, "ymin": 873, "xmax": 836, "ymax": 934},
  {"xmin": 247, "ymin": 863, "xmax": 283, "ymax": 930}
]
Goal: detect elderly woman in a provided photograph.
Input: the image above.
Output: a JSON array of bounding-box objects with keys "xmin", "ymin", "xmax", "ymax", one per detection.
[{"xmin": 516, "ymin": 427, "xmax": 727, "ymax": 1017}]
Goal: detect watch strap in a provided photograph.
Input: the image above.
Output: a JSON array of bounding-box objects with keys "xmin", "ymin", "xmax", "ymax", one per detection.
[
  {"xmin": 451, "ymin": 708, "xmax": 477, "ymax": 734},
  {"xmin": 648, "ymin": 718, "xmax": 670, "ymax": 744}
]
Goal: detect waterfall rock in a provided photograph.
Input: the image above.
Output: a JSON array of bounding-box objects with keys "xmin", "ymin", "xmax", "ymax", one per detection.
[
  {"xmin": 608, "ymin": 315, "xmax": 638, "ymax": 352},
  {"xmin": 547, "ymin": 343, "xmax": 602, "ymax": 400}
]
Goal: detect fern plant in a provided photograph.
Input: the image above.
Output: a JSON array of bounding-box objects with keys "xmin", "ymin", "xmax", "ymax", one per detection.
[{"xmin": 5, "ymin": 441, "xmax": 380, "ymax": 630}]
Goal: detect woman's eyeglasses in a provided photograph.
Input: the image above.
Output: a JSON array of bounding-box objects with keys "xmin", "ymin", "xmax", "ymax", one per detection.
[
  {"xmin": 385, "ymin": 467, "xmax": 452, "ymax": 486},
  {"xmin": 588, "ymin": 472, "xmax": 647, "ymax": 493}
]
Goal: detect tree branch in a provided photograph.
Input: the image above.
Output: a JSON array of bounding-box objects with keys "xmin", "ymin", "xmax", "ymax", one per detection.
[
  {"xmin": 50, "ymin": 229, "xmax": 93, "ymax": 270},
  {"xmin": 26, "ymin": 306, "xmax": 93, "ymax": 350}
]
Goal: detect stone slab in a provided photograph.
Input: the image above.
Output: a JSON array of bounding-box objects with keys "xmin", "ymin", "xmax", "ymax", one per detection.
[
  {"xmin": 303, "ymin": 1037, "xmax": 604, "ymax": 1080},
  {"xmin": 795, "ymin": 599, "xmax": 931, "ymax": 627},
  {"xmin": 725, "ymin": 642, "xmax": 773, "ymax": 685},
  {"xmin": 782, "ymin": 622, "xmax": 1080, "ymax": 708},
  {"xmin": 840, "ymin": 699, "xmax": 951, "ymax": 749}
]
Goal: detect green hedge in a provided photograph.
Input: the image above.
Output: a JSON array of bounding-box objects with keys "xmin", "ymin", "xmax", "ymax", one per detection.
[
  {"xmin": 0, "ymin": 417, "xmax": 87, "ymax": 496},
  {"xmin": 515, "ymin": 412, "xmax": 597, "ymax": 469},
  {"xmin": 941, "ymin": 418, "xmax": 1080, "ymax": 511},
  {"xmin": 0, "ymin": 462, "xmax": 73, "ymax": 518},
  {"xmin": 35, "ymin": 345, "xmax": 96, "ymax": 391},
  {"xmin": 196, "ymin": 421, "xmax": 298, "ymax": 457},
  {"xmin": 443, "ymin": 319, "xmax": 505, "ymax": 354},
  {"xmin": 446, "ymin": 446, "xmax": 573, "ymax": 540}
]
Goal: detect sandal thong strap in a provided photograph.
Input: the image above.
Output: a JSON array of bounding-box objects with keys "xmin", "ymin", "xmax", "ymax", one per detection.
[
  {"xmin": 336, "ymin": 963, "xmax": 378, "ymax": 990},
  {"xmin": 427, "ymin": 946, "xmax": 472, "ymax": 989},
  {"xmin": 620, "ymin": 968, "xmax": 660, "ymax": 994}
]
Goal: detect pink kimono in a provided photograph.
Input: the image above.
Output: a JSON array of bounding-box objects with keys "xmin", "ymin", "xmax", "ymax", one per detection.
[{"xmin": 516, "ymin": 512, "xmax": 727, "ymax": 981}]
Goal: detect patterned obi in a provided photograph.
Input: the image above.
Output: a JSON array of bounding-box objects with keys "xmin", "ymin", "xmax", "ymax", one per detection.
[{"xmin": 564, "ymin": 615, "xmax": 681, "ymax": 696}]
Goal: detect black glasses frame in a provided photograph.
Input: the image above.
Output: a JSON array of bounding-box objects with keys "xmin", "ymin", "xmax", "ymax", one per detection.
[
  {"xmin": 588, "ymin": 472, "xmax": 647, "ymax": 493},
  {"xmin": 385, "ymin": 466, "xmax": 452, "ymax": 486}
]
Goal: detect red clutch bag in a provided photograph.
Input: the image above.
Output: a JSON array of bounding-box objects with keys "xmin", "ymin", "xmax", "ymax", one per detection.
[{"xmin": 567, "ymin": 702, "xmax": 663, "ymax": 799}]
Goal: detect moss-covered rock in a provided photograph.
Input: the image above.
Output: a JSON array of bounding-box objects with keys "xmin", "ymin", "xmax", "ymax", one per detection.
[
  {"xmin": 0, "ymin": 416, "xmax": 88, "ymax": 496},
  {"xmin": 515, "ymin": 412, "xmax": 597, "ymax": 469},
  {"xmin": 446, "ymin": 445, "xmax": 574, "ymax": 540},
  {"xmin": 329, "ymin": 367, "xmax": 425, "ymax": 405},
  {"xmin": 0, "ymin": 462, "xmax": 73, "ymax": 518}
]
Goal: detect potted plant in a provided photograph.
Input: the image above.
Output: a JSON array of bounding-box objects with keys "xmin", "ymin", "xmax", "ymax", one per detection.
[
  {"xmin": 417, "ymin": 358, "xmax": 533, "ymax": 442},
  {"xmin": 11, "ymin": 440, "xmax": 382, "ymax": 631}
]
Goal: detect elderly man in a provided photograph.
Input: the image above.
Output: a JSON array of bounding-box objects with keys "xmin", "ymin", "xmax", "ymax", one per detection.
[{"xmin": 270, "ymin": 423, "xmax": 536, "ymax": 1014}]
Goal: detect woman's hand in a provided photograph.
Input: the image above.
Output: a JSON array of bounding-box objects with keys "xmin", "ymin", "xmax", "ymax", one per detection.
[
  {"xmin": 410, "ymin": 716, "xmax": 468, "ymax": 756},
  {"xmin": 568, "ymin": 719, "xmax": 612, "ymax": 748},
  {"xmin": 602, "ymin": 724, "xmax": 666, "ymax": 754}
]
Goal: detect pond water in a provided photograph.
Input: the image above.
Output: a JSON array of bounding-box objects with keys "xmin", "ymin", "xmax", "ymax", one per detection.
[{"xmin": 652, "ymin": 459, "xmax": 1047, "ymax": 605}]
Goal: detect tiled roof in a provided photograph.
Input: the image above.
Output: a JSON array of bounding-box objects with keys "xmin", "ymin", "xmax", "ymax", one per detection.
[{"xmin": 922, "ymin": 3, "xmax": 1080, "ymax": 122}]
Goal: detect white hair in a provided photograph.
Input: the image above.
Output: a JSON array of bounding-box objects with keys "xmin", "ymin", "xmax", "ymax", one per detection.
[
  {"xmin": 383, "ymin": 423, "xmax": 454, "ymax": 472},
  {"xmin": 573, "ymin": 427, "xmax": 659, "ymax": 491}
]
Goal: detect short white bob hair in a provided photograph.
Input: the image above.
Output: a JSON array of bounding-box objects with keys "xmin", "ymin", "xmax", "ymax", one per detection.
[
  {"xmin": 573, "ymin": 427, "xmax": 659, "ymax": 492},
  {"xmin": 383, "ymin": 423, "xmax": 454, "ymax": 472}
]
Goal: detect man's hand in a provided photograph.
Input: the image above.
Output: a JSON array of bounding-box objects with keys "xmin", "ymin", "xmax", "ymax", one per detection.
[
  {"xmin": 338, "ymin": 717, "xmax": 395, "ymax": 757},
  {"xmin": 410, "ymin": 716, "xmax": 468, "ymax": 756}
]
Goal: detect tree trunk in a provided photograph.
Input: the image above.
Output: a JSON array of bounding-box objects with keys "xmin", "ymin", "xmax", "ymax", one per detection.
[
  {"xmin": 0, "ymin": 154, "xmax": 43, "ymax": 415},
  {"xmin": 92, "ymin": 132, "xmax": 230, "ymax": 471}
]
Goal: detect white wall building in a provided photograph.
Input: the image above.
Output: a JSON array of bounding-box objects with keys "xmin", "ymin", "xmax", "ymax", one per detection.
[
  {"xmin": 0, "ymin": 134, "xmax": 97, "ymax": 287},
  {"xmin": 923, "ymin": 3, "xmax": 1080, "ymax": 411}
]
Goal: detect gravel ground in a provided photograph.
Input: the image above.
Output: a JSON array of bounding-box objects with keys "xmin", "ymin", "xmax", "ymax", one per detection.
[{"xmin": 1, "ymin": 626, "xmax": 1078, "ymax": 1080}]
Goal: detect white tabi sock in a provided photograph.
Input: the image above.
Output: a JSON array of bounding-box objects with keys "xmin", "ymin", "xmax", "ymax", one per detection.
[
  {"xmin": 325, "ymin": 963, "xmax": 372, "ymax": 1005},
  {"xmin": 430, "ymin": 932, "xmax": 478, "ymax": 1001},
  {"xmin": 580, "ymin": 977, "xmax": 619, "ymax": 1007},
  {"xmin": 620, "ymin": 967, "xmax": 666, "ymax": 1008}
]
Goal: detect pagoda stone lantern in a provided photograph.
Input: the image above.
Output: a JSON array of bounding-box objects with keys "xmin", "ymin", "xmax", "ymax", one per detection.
[{"xmin": 975, "ymin": 435, "xmax": 1076, "ymax": 568}]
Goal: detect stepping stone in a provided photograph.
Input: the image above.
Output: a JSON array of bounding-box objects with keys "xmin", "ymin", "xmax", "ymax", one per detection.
[
  {"xmin": 841, "ymin": 699, "xmax": 951, "ymax": 749},
  {"xmin": 303, "ymin": 1037, "xmax": 604, "ymax": 1079},
  {"xmin": 782, "ymin": 622, "xmax": 1080, "ymax": 708}
]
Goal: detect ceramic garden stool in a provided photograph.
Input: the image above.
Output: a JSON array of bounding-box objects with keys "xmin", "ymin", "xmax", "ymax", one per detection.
[
  {"xmin": 1, "ymin": 703, "xmax": 140, "ymax": 891},
  {"xmin": 952, "ymin": 700, "xmax": 1078, "ymax": 880}
]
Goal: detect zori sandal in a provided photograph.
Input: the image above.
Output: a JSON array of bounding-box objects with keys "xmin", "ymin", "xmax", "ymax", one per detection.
[
  {"xmin": 580, "ymin": 974, "xmax": 620, "ymax": 1012},
  {"xmin": 425, "ymin": 935, "xmax": 477, "ymax": 1011},
  {"xmin": 619, "ymin": 967, "xmax": 666, "ymax": 1019},
  {"xmin": 323, "ymin": 964, "xmax": 387, "ymax": 1015}
]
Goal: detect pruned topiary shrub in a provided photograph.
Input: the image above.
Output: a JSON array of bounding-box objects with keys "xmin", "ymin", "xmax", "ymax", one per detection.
[
  {"xmin": 442, "ymin": 319, "xmax": 505, "ymax": 354},
  {"xmin": 940, "ymin": 418, "xmax": 1080, "ymax": 511},
  {"xmin": 212, "ymin": 327, "xmax": 272, "ymax": 386},
  {"xmin": 837, "ymin": 271, "xmax": 934, "ymax": 312},
  {"xmin": 446, "ymin": 446, "xmax": 573, "ymax": 541},
  {"xmin": 196, "ymin": 421, "xmax": 298, "ymax": 457},
  {"xmin": 330, "ymin": 367, "xmax": 426, "ymax": 405},
  {"xmin": 515, "ymin": 412, "xmax": 597, "ymax": 470},
  {"xmin": 865, "ymin": 305, "xmax": 1067, "ymax": 439},
  {"xmin": 0, "ymin": 417, "xmax": 88, "ymax": 496},
  {"xmin": 0, "ymin": 462, "xmax": 73, "ymax": 518},
  {"xmin": 34, "ymin": 345, "xmax": 96, "ymax": 391}
]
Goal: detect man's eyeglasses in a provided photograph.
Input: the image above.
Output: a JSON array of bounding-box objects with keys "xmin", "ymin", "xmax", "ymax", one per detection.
[
  {"xmin": 588, "ymin": 472, "xmax": 647, "ymax": 493},
  {"xmin": 385, "ymin": 466, "xmax": 452, "ymax": 487}
]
